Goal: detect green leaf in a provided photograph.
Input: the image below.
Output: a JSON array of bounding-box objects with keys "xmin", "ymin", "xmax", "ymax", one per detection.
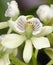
[
  {"xmin": 9, "ymin": 54, "xmax": 27, "ymax": 65},
  {"xmin": 0, "ymin": 27, "xmax": 9, "ymax": 35},
  {"xmin": 45, "ymin": 48, "xmax": 53, "ymax": 59},
  {"xmin": 0, "ymin": 50, "xmax": 5, "ymax": 58},
  {"xmin": 32, "ymin": 54, "xmax": 37, "ymax": 65},
  {"xmin": 32, "ymin": 50, "xmax": 39, "ymax": 65},
  {"xmin": 48, "ymin": 0, "xmax": 53, "ymax": 5},
  {"xmin": 47, "ymin": 33, "xmax": 53, "ymax": 47}
]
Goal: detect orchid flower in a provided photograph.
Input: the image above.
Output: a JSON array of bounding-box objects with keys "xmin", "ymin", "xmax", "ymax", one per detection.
[
  {"xmin": 0, "ymin": 15, "xmax": 52, "ymax": 63},
  {"xmin": 36, "ymin": 4, "xmax": 53, "ymax": 24},
  {"xmin": 36, "ymin": 5, "xmax": 50, "ymax": 22},
  {"xmin": 0, "ymin": 1, "xmax": 20, "ymax": 33},
  {"xmin": 5, "ymin": 0, "xmax": 20, "ymax": 19}
]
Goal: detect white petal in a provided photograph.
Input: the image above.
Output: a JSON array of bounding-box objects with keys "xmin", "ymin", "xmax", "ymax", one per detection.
[
  {"xmin": 31, "ymin": 37, "xmax": 50, "ymax": 49},
  {"xmin": 1, "ymin": 34, "xmax": 26, "ymax": 49},
  {"xmin": 36, "ymin": 5, "xmax": 50, "ymax": 21},
  {"xmin": 5, "ymin": 1, "xmax": 20, "ymax": 17},
  {"xmin": 0, "ymin": 54, "xmax": 10, "ymax": 65},
  {"xmin": 48, "ymin": 5, "xmax": 53, "ymax": 19},
  {"xmin": 0, "ymin": 59, "xmax": 4, "ymax": 65},
  {"xmin": 3, "ymin": 54, "xmax": 10, "ymax": 65},
  {"xmin": 15, "ymin": 16, "xmax": 27, "ymax": 33},
  {"xmin": 36, "ymin": 26, "xmax": 53, "ymax": 37},
  {"xmin": 28, "ymin": 18, "xmax": 42, "ymax": 35},
  {"xmin": 0, "ymin": 22, "xmax": 8, "ymax": 29},
  {"xmin": 8, "ymin": 16, "xmax": 26, "ymax": 34},
  {"xmin": 23, "ymin": 40, "xmax": 33, "ymax": 63}
]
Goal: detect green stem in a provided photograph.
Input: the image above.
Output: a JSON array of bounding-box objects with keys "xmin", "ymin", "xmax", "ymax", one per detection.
[
  {"xmin": 46, "ymin": 59, "xmax": 53, "ymax": 65},
  {"xmin": 9, "ymin": 54, "xmax": 27, "ymax": 65},
  {"xmin": 32, "ymin": 50, "xmax": 38, "ymax": 65},
  {"xmin": 7, "ymin": 28, "xmax": 12, "ymax": 34},
  {"xmin": 35, "ymin": 49, "xmax": 39, "ymax": 59}
]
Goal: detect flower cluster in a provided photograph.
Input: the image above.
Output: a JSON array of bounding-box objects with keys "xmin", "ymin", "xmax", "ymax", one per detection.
[{"xmin": 0, "ymin": 0, "xmax": 53, "ymax": 65}]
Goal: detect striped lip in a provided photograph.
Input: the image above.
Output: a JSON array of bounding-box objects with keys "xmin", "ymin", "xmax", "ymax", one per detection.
[{"xmin": 15, "ymin": 16, "xmax": 42, "ymax": 35}]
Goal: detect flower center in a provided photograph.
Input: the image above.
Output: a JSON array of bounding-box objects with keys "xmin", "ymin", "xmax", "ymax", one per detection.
[
  {"xmin": 26, "ymin": 22, "xmax": 33, "ymax": 29},
  {"xmin": 25, "ymin": 22, "xmax": 33, "ymax": 39}
]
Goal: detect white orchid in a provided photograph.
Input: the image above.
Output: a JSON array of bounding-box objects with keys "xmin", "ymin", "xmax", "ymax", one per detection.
[
  {"xmin": 36, "ymin": 4, "xmax": 53, "ymax": 23},
  {"xmin": 5, "ymin": 0, "xmax": 20, "ymax": 18},
  {"xmin": 0, "ymin": 15, "xmax": 52, "ymax": 63}
]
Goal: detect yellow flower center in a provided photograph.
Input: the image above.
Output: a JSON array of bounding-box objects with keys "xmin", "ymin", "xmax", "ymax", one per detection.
[
  {"xmin": 26, "ymin": 22, "xmax": 33, "ymax": 30},
  {"xmin": 25, "ymin": 22, "xmax": 33, "ymax": 39}
]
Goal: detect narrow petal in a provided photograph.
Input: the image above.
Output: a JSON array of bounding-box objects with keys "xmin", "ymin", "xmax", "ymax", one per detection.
[
  {"xmin": 31, "ymin": 37, "xmax": 50, "ymax": 49},
  {"xmin": 23, "ymin": 40, "xmax": 33, "ymax": 63},
  {"xmin": 0, "ymin": 22, "xmax": 8, "ymax": 29},
  {"xmin": 1, "ymin": 34, "xmax": 26, "ymax": 49},
  {"xmin": 28, "ymin": 18, "xmax": 42, "ymax": 35},
  {"xmin": 36, "ymin": 26, "xmax": 53, "ymax": 37}
]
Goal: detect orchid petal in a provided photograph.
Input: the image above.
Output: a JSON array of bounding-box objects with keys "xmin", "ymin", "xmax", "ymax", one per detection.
[
  {"xmin": 23, "ymin": 40, "xmax": 33, "ymax": 63},
  {"xmin": 31, "ymin": 37, "xmax": 50, "ymax": 49},
  {"xmin": 15, "ymin": 16, "xmax": 27, "ymax": 33},
  {"xmin": 0, "ymin": 22, "xmax": 8, "ymax": 29},
  {"xmin": 28, "ymin": 18, "xmax": 42, "ymax": 35},
  {"xmin": 36, "ymin": 5, "xmax": 50, "ymax": 21},
  {"xmin": 8, "ymin": 16, "xmax": 26, "ymax": 34},
  {"xmin": 1, "ymin": 34, "xmax": 26, "ymax": 49},
  {"xmin": 36, "ymin": 26, "xmax": 53, "ymax": 37}
]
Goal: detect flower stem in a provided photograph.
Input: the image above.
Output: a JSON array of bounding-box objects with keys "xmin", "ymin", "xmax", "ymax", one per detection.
[
  {"xmin": 46, "ymin": 59, "xmax": 53, "ymax": 65},
  {"xmin": 7, "ymin": 28, "xmax": 12, "ymax": 34},
  {"xmin": 35, "ymin": 49, "xmax": 39, "ymax": 59},
  {"xmin": 32, "ymin": 50, "xmax": 39, "ymax": 65}
]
